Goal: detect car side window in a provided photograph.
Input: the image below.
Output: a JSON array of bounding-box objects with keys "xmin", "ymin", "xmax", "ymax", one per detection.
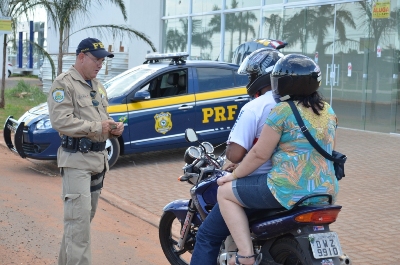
[
  {"xmin": 140, "ymin": 70, "xmax": 187, "ymax": 99},
  {"xmin": 196, "ymin": 68, "xmax": 235, "ymax": 92},
  {"xmin": 235, "ymin": 72, "xmax": 248, "ymax": 87}
]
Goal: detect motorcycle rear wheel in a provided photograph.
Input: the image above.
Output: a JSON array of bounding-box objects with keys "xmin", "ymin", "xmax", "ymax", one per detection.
[
  {"xmin": 269, "ymin": 237, "xmax": 310, "ymax": 265},
  {"xmin": 159, "ymin": 211, "xmax": 195, "ymax": 265}
]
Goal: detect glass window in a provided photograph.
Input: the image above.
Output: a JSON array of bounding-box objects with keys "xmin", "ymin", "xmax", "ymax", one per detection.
[
  {"xmin": 235, "ymin": 72, "xmax": 248, "ymax": 87},
  {"xmin": 164, "ymin": 0, "xmax": 189, "ymax": 16},
  {"xmin": 196, "ymin": 68, "xmax": 235, "ymax": 92},
  {"xmin": 282, "ymin": 7, "xmax": 308, "ymax": 54},
  {"xmin": 141, "ymin": 70, "xmax": 188, "ymax": 99},
  {"xmin": 163, "ymin": 18, "xmax": 189, "ymax": 53},
  {"xmin": 266, "ymin": 0, "xmax": 283, "ymax": 4},
  {"xmin": 224, "ymin": 10, "xmax": 260, "ymax": 62},
  {"xmin": 229, "ymin": 0, "xmax": 260, "ymax": 9},
  {"xmin": 191, "ymin": 15, "xmax": 220, "ymax": 60},
  {"xmin": 105, "ymin": 67, "xmax": 157, "ymax": 98},
  {"xmin": 192, "ymin": 0, "xmax": 221, "ymax": 13},
  {"xmin": 350, "ymin": 1, "xmax": 399, "ymax": 133},
  {"xmin": 261, "ymin": 9, "xmax": 283, "ymax": 40}
]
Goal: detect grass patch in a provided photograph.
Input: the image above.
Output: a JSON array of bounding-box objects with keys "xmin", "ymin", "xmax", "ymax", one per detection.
[
  {"xmin": 0, "ymin": 80, "xmax": 47, "ymax": 123},
  {"xmin": 11, "ymin": 73, "xmax": 39, "ymax": 78}
]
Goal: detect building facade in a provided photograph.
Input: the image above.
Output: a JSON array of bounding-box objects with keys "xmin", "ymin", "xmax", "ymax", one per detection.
[
  {"xmin": 161, "ymin": 0, "xmax": 400, "ymax": 134},
  {"xmin": 15, "ymin": 0, "xmax": 399, "ymax": 134}
]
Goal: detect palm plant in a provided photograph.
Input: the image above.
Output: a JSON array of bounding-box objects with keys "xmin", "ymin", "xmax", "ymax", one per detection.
[
  {"xmin": 208, "ymin": 0, "xmax": 257, "ymax": 61},
  {"xmin": 40, "ymin": 0, "xmax": 156, "ymax": 75},
  {"xmin": 264, "ymin": 13, "xmax": 283, "ymax": 40},
  {"xmin": 166, "ymin": 27, "xmax": 185, "ymax": 52},
  {"xmin": 283, "ymin": 5, "xmax": 356, "ymax": 56},
  {"xmin": 165, "ymin": 18, "xmax": 212, "ymax": 54},
  {"xmin": 239, "ymin": 11, "xmax": 257, "ymax": 44}
]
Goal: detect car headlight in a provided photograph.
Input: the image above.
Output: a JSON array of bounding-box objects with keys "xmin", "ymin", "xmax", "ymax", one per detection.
[{"xmin": 36, "ymin": 119, "xmax": 52, "ymax": 130}]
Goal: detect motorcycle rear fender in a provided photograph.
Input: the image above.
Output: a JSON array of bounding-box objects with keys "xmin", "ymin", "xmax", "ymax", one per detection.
[
  {"xmin": 251, "ymin": 204, "xmax": 342, "ymax": 239},
  {"xmin": 162, "ymin": 199, "xmax": 203, "ymax": 226}
]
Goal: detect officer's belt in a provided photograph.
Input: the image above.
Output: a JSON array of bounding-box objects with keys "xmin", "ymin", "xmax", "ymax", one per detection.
[{"xmin": 61, "ymin": 135, "xmax": 106, "ymax": 153}]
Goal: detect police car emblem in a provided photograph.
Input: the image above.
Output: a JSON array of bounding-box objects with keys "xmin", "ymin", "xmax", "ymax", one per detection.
[
  {"xmin": 154, "ymin": 112, "xmax": 172, "ymax": 134},
  {"xmin": 52, "ymin": 88, "xmax": 65, "ymax": 103}
]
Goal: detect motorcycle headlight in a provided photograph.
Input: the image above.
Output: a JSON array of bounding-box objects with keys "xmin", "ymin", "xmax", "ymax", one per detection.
[{"xmin": 36, "ymin": 119, "xmax": 52, "ymax": 130}]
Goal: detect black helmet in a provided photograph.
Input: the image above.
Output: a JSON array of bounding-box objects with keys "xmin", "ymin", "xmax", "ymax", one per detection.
[
  {"xmin": 270, "ymin": 54, "xmax": 321, "ymax": 102},
  {"xmin": 238, "ymin": 48, "xmax": 284, "ymax": 97}
]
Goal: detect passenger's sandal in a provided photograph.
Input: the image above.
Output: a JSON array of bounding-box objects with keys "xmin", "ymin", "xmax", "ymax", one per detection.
[{"xmin": 234, "ymin": 252, "xmax": 262, "ymax": 265}]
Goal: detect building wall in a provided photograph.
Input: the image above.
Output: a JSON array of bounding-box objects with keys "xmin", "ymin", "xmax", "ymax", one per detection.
[
  {"xmin": 160, "ymin": 0, "xmax": 400, "ymax": 134},
  {"xmin": 126, "ymin": 0, "xmax": 163, "ymax": 67},
  {"xmin": 46, "ymin": 2, "xmax": 130, "ymax": 56},
  {"xmin": 16, "ymin": 0, "xmax": 400, "ymax": 134}
]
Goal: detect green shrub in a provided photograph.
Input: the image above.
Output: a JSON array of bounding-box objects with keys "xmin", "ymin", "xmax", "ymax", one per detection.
[{"xmin": 0, "ymin": 80, "xmax": 47, "ymax": 123}]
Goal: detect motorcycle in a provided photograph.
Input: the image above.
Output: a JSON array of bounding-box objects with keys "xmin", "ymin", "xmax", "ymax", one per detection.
[{"xmin": 159, "ymin": 128, "xmax": 351, "ymax": 265}]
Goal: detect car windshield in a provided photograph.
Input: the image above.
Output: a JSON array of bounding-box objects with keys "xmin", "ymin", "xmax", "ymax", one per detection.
[{"xmin": 104, "ymin": 66, "xmax": 157, "ymax": 98}]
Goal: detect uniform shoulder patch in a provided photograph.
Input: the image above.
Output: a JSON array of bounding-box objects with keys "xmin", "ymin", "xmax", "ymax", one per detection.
[{"xmin": 52, "ymin": 88, "xmax": 65, "ymax": 103}]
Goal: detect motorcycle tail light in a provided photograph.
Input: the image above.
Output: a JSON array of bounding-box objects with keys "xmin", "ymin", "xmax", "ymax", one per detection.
[{"xmin": 295, "ymin": 209, "xmax": 341, "ymax": 224}]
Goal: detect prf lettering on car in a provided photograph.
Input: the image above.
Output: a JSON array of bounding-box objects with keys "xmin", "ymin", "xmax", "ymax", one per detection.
[{"xmin": 202, "ymin": 105, "xmax": 238, "ymax": 123}]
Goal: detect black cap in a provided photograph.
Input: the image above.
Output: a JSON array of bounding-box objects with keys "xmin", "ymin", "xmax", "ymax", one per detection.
[{"xmin": 76, "ymin": 38, "xmax": 114, "ymax": 58}]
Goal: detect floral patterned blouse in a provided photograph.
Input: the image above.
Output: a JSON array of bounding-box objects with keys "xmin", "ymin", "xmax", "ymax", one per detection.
[{"xmin": 265, "ymin": 101, "xmax": 339, "ymax": 209}]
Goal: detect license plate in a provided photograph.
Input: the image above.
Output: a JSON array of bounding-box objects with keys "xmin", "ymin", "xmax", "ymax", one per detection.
[{"xmin": 309, "ymin": 232, "xmax": 343, "ymax": 259}]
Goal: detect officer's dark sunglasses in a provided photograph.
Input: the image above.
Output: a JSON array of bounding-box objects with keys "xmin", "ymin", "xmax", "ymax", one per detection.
[{"xmin": 90, "ymin": 90, "xmax": 99, "ymax": 107}]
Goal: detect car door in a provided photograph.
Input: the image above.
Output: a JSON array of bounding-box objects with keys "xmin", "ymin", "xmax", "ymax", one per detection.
[
  {"xmin": 125, "ymin": 68, "xmax": 196, "ymax": 152},
  {"xmin": 193, "ymin": 66, "xmax": 249, "ymax": 143}
]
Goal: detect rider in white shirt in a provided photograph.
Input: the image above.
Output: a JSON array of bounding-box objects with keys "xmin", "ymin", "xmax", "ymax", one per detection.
[
  {"xmin": 191, "ymin": 48, "xmax": 284, "ymax": 265},
  {"xmin": 225, "ymin": 48, "xmax": 284, "ymax": 175}
]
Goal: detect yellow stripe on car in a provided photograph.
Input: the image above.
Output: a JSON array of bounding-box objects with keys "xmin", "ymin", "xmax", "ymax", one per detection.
[
  {"xmin": 195, "ymin": 87, "xmax": 246, "ymax": 101},
  {"xmin": 107, "ymin": 87, "xmax": 246, "ymax": 114}
]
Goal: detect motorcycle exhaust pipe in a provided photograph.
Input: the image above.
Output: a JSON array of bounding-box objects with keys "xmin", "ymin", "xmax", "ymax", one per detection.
[{"xmin": 339, "ymin": 253, "xmax": 351, "ymax": 265}]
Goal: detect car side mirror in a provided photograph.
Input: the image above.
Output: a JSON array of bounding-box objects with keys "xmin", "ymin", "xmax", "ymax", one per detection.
[
  {"xmin": 185, "ymin": 128, "xmax": 198, "ymax": 142},
  {"xmin": 131, "ymin": 91, "xmax": 150, "ymax": 102}
]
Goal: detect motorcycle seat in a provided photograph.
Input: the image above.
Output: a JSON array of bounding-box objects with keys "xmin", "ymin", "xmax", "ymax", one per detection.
[{"xmin": 247, "ymin": 207, "xmax": 287, "ymax": 223}]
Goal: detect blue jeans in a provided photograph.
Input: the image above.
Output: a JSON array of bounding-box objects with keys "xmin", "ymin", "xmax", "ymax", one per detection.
[{"xmin": 190, "ymin": 203, "xmax": 256, "ymax": 265}]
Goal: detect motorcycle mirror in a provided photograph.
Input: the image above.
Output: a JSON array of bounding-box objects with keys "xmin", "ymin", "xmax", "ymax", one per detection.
[{"xmin": 185, "ymin": 128, "xmax": 198, "ymax": 142}]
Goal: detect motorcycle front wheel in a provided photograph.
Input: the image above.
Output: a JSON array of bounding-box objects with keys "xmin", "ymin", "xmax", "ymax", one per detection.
[
  {"xmin": 269, "ymin": 237, "xmax": 310, "ymax": 265},
  {"xmin": 159, "ymin": 211, "xmax": 196, "ymax": 265}
]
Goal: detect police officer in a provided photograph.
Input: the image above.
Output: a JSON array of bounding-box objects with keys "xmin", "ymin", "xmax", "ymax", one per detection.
[{"xmin": 47, "ymin": 37, "xmax": 124, "ymax": 265}]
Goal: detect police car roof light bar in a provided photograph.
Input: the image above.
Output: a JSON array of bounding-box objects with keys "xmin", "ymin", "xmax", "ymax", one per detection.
[{"xmin": 143, "ymin": 52, "xmax": 189, "ymax": 65}]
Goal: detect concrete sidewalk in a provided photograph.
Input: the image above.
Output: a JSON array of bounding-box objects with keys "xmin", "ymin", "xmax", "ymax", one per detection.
[
  {"xmin": 1, "ymin": 76, "xmax": 42, "ymax": 90},
  {"xmin": 1, "ymin": 128, "xmax": 400, "ymax": 264}
]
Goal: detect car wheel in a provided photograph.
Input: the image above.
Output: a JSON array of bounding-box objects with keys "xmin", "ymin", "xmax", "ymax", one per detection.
[
  {"xmin": 8, "ymin": 70, "xmax": 11, "ymax": 78},
  {"xmin": 106, "ymin": 138, "xmax": 120, "ymax": 168}
]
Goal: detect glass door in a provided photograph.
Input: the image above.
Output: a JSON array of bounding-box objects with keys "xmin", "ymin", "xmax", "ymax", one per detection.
[
  {"xmin": 282, "ymin": 2, "xmax": 368, "ymax": 130},
  {"xmin": 268, "ymin": 1, "xmax": 400, "ymax": 133}
]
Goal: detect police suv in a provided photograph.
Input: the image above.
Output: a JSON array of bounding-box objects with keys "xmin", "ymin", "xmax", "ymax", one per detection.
[{"xmin": 4, "ymin": 52, "xmax": 249, "ymax": 167}]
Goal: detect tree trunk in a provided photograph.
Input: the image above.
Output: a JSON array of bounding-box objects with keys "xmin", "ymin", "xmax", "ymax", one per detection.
[
  {"xmin": 0, "ymin": 34, "xmax": 8, "ymax": 109},
  {"xmin": 58, "ymin": 28, "xmax": 63, "ymax": 76}
]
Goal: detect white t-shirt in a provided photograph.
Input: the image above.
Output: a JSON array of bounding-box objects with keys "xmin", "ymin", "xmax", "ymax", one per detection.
[{"xmin": 227, "ymin": 91, "xmax": 276, "ymax": 176}]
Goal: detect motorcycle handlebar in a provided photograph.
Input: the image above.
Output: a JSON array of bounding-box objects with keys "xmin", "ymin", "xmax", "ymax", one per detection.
[{"xmin": 193, "ymin": 159, "xmax": 205, "ymax": 172}]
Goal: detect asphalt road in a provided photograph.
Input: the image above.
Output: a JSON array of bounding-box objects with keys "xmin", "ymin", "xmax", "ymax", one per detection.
[{"xmin": 0, "ymin": 144, "xmax": 169, "ymax": 265}]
